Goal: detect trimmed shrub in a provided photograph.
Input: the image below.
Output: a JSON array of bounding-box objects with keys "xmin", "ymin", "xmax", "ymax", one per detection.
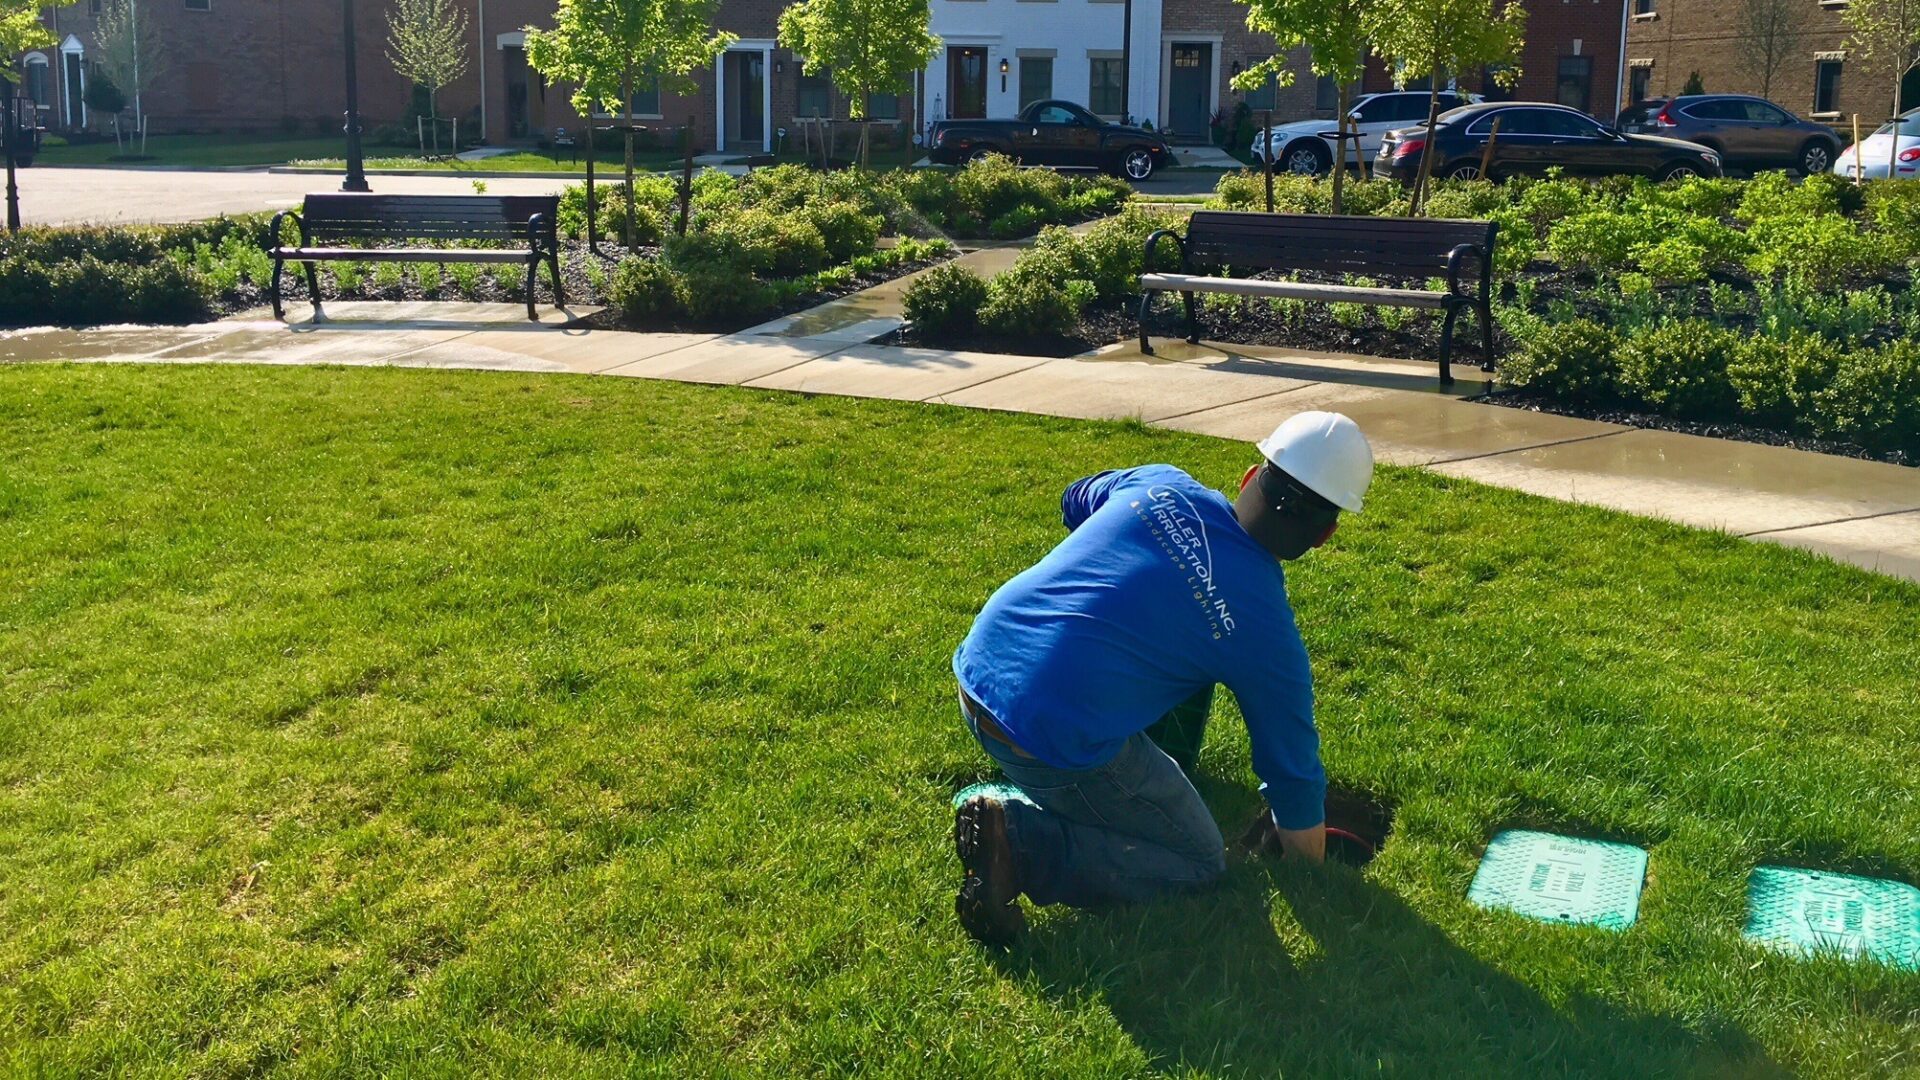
[
  {"xmin": 1812, "ymin": 340, "xmax": 1920, "ymax": 452},
  {"xmin": 1746, "ymin": 215, "xmax": 1896, "ymax": 293},
  {"xmin": 608, "ymin": 257, "xmax": 681, "ymax": 322},
  {"xmin": 1632, "ymin": 236, "xmax": 1709, "ymax": 285},
  {"xmin": 1616, "ymin": 319, "xmax": 1740, "ymax": 417},
  {"xmin": 678, "ymin": 262, "xmax": 776, "ymax": 324},
  {"xmin": 717, "ymin": 209, "xmax": 829, "ymax": 277},
  {"xmin": 801, "ymin": 201, "xmax": 883, "ymax": 262},
  {"xmin": 1208, "ymin": 171, "xmax": 1266, "ymax": 210},
  {"xmin": 1725, "ymin": 333, "xmax": 1843, "ymax": 429},
  {"xmin": 987, "ymin": 204, "xmax": 1046, "ymax": 240},
  {"xmin": 0, "ymin": 254, "xmax": 211, "ymax": 327},
  {"xmin": 902, "ymin": 262, "xmax": 987, "ymax": 336},
  {"xmin": 1498, "ymin": 317, "xmax": 1619, "ymax": 404},
  {"xmin": 1545, "ymin": 211, "xmax": 1638, "ymax": 274},
  {"xmin": 980, "ymin": 260, "xmax": 1084, "ymax": 338}
]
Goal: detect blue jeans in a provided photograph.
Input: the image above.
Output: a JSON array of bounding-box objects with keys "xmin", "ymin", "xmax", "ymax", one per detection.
[{"xmin": 962, "ymin": 693, "xmax": 1227, "ymax": 908}]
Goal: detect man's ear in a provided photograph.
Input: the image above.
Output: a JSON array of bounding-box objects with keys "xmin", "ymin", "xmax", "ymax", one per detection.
[{"xmin": 1239, "ymin": 464, "xmax": 1260, "ymax": 493}]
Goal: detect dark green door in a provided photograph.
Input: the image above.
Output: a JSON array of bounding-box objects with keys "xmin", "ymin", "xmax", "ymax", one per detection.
[{"xmin": 1168, "ymin": 44, "xmax": 1211, "ymax": 139}]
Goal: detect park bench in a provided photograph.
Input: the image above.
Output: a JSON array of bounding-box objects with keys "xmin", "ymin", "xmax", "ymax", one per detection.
[
  {"xmin": 1138, "ymin": 210, "xmax": 1498, "ymax": 384},
  {"xmin": 266, "ymin": 193, "xmax": 564, "ymax": 321}
]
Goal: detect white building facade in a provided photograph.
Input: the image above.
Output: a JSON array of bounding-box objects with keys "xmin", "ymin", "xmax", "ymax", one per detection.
[{"xmin": 923, "ymin": 0, "xmax": 1167, "ymax": 131}]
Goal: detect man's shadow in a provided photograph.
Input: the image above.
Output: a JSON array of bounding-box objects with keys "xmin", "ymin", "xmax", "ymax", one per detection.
[{"xmin": 989, "ymin": 814, "xmax": 1783, "ymax": 1076}]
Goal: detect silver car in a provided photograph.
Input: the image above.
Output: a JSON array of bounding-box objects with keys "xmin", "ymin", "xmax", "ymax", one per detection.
[{"xmin": 1616, "ymin": 95, "xmax": 1839, "ymax": 174}]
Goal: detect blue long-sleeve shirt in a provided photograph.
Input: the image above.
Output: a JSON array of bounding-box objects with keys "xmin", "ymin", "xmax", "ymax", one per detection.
[{"xmin": 953, "ymin": 464, "xmax": 1326, "ymax": 829}]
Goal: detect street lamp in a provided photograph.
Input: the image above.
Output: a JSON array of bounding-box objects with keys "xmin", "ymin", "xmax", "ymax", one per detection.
[
  {"xmin": 341, "ymin": 0, "xmax": 370, "ymax": 192},
  {"xmin": 1120, "ymin": 0, "xmax": 1132, "ymax": 122}
]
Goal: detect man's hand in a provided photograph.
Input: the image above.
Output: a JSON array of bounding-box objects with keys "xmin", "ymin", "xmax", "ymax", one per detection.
[{"xmin": 1239, "ymin": 813, "xmax": 1326, "ymax": 863}]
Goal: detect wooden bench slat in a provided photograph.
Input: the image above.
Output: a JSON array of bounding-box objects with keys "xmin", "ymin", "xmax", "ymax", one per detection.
[
  {"xmin": 276, "ymin": 247, "xmax": 532, "ymax": 262},
  {"xmin": 1140, "ymin": 274, "xmax": 1452, "ymax": 308}
]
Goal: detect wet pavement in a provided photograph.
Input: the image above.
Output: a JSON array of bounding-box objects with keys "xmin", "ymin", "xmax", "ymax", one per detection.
[{"xmin": 4, "ymin": 283, "xmax": 1916, "ymax": 583}]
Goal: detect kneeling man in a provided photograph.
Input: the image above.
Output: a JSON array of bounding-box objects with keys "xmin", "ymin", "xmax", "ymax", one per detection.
[{"xmin": 951, "ymin": 411, "xmax": 1374, "ymax": 945}]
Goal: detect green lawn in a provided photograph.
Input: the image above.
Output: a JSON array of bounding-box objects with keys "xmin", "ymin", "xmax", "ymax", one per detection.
[
  {"xmin": 34, "ymin": 134, "xmax": 349, "ymax": 168},
  {"xmin": 2, "ymin": 365, "xmax": 1917, "ymax": 1076}
]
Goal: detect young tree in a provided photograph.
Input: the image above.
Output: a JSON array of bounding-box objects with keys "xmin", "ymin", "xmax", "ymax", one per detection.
[
  {"xmin": 1844, "ymin": 0, "xmax": 1920, "ymax": 179},
  {"xmin": 386, "ymin": 0, "xmax": 470, "ymax": 150},
  {"xmin": 1366, "ymin": 0, "xmax": 1523, "ymax": 212},
  {"xmin": 92, "ymin": 0, "xmax": 165, "ymax": 134},
  {"xmin": 777, "ymin": 0, "xmax": 939, "ymax": 168},
  {"xmin": 1738, "ymin": 0, "xmax": 1804, "ymax": 100},
  {"xmin": 527, "ymin": 0, "xmax": 734, "ymax": 246},
  {"xmin": 1229, "ymin": 0, "xmax": 1367, "ymax": 212}
]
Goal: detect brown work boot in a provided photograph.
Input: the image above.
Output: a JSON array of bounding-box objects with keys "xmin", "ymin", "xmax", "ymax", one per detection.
[{"xmin": 954, "ymin": 796, "xmax": 1026, "ymax": 946}]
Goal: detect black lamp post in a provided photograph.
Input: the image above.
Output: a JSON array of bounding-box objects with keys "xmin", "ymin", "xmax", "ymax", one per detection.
[
  {"xmin": 1, "ymin": 73, "xmax": 18, "ymax": 231},
  {"xmin": 1120, "ymin": 0, "xmax": 1132, "ymax": 121},
  {"xmin": 341, "ymin": 0, "xmax": 370, "ymax": 192}
]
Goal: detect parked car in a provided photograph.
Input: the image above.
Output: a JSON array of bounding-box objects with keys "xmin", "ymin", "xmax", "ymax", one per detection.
[
  {"xmin": 1833, "ymin": 109, "xmax": 1920, "ymax": 179},
  {"xmin": 1377, "ymin": 102, "xmax": 1724, "ymax": 182},
  {"xmin": 1617, "ymin": 94, "xmax": 1838, "ymax": 174},
  {"xmin": 1253, "ymin": 90, "xmax": 1477, "ymax": 175},
  {"xmin": 926, "ymin": 100, "xmax": 1174, "ymax": 180}
]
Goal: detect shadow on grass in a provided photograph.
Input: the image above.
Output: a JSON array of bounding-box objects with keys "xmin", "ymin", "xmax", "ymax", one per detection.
[{"xmin": 992, "ymin": 860, "xmax": 1784, "ymax": 1077}]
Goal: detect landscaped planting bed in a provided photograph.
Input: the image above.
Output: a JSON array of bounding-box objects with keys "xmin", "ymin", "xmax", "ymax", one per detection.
[
  {"xmin": 0, "ymin": 158, "xmax": 1127, "ymax": 336},
  {"xmin": 894, "ymin": 171, "xmax": 1920, "ymax": 464}
]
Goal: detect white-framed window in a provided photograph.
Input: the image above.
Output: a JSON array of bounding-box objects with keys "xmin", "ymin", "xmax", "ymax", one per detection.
[
  {"xmin": 184, "ymin": 0, "xmax": 210, "ymax": 11},
  {"xmin": 22, "ymin": 53, "xmax": 49, "ymax": 108},
  {"xmin": 798, "ymin": 67, "xmax": 831, "ymax": 118},
  {"xmin": 865, "ymin": 91, "xmax": 898, "ymax": 120},
  {"xmin": 1019, "ymin": 55, "xmax": 1053, "ymax": 109},
  {"xmin": 1089, "ymin": 53, "xmax": 1124, "ymax": 117}
]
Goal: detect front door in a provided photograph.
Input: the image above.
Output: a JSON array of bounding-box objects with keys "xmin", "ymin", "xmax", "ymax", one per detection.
[
  {"xmin": 61, "ymin": 51, "xmax": 83, "ymax": 128},
  {"xmin": 503, "ymin": 46, "xmax": 530, "ymax": 139},
  {"xmin": 724, "ymin": 51, "xmax": 766, "ymax": 151},
  {"xmin": 1168, "ymin": 44, "xmax": 1211, "ymax": 140},
  {"xmin": 948, "ymin": 47, "xmax": 986, "ymax": 120}
]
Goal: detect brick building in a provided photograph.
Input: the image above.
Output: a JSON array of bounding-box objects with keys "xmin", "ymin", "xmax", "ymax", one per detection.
[
  {"xmin": 1623, "ymin": 0, "xmax": 1912, "ymax": 125},
  {"xmin": 23, "ymin": 0, "xmax": 1634, "ymax": 149},
  {"xmin": 1360, "ymin": 0, "xmax": 1631, "ymax": 119}
]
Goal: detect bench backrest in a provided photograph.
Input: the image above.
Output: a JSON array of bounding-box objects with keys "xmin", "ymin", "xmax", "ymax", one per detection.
[
  {"xmin": 300, "ymin": 193, "xmax": 561, "ymax": 245},
  {"xmin": 1181, "ymin": 210, "xmax": 1495, "ymax": 280}
]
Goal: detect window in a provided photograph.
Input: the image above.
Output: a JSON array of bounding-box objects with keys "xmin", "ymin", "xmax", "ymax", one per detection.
[
  {"xmin": 23, "ymin": 56, "xmax": 47, "ymax": 107},
  {"xmin": 1634, "ymin": 0, "xmax": 1654, "ymax": 14},
  {"xmin": 1481, "ymin": 108, "xmax": 1554, "ymax": 135},
  {"xmin": 628, "ymin": 77, "xmax": 660, "ymax": 117},
  {"xmin": 1542, "ymin": 108, "xmax": 1604, "ymax": 137},
  {"xmin": 1683, "ymin": 98, "xmax": 1742, "ymax": 120},
  {"xmin": 1315, "ymin": 74, "xmax": 1338, "ymax": 112},
  {"xmin": 1353, "ymin": 93, "xmax": 1426, "ymax": 125},
  {"xmin": 1243, "ymin": 57, "xmax": 1276, "ymax": 111},
  {"xmin": 865, "ymin": 92, "xmax": 898, "ymax": 120},
  {"xmin": 1815, "ymin": 59, "xmax": 1842, "ymax": 114},
  {"xmin": 87, "ymin": 0, "xmax": 99, "ymax": 13},
  {"xmin": 1018, "ymin": 56, "xmax": 1052, "ymax": 109},
  {"xmin": 1741, "ymin": 99, "xmax": 1789, "ymax": 123},
  {"xmin": 797, "ymin": 68, "xmax": 831, "ymax": 118},
  {"xmin": 1089, "ymin": 56, "xmax": 1123, "ymax": 116},
  {"xmin": 1033, "ymin": 104, "xmax": 1077, "ymax": 123},
  {"xmin": 1556, "ymin": 56, "xmax": 1592, "ymax": 114},
  {"xmin": 184, "ymin": 0, "xmax": 210, "ymax": 10},
  {"xmin": 1629, "ymin": 66, "xmax": 1651, "ymax": 104}
]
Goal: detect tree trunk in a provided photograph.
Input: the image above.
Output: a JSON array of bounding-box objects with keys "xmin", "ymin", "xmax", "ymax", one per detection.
[
  {"xmin": 1409, "ymin": 80, "xmax": 1443, "ymax": 216},
  {"xmin": 1331, "ymin": 82, "xmax": 1349, "ymax": 215},
  {"xmin": 622, "ymin": 70, "xmax": 636, "ymax": 250},
  {"xmin": 858, "ymin": 116, "xmax": 871, "ymax": 169},
  {"xmin": 1892, "ymin": 77, "xmax": 1903, "ymax": 182},
  {"xmin": 585, "ymin": 110, "xmax": 598, "ymax": 256}
]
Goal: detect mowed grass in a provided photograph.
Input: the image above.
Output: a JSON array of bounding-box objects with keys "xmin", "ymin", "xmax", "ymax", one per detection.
[
  {"xmin": 35, "ymin": 135, "xmax": 349, "ymax": 168},
  {"xmin": 2, "ymin": 365, "xmax": 1917, "ymax": 1077}
]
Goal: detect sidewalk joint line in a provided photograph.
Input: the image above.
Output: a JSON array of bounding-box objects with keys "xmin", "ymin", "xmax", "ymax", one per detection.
[
  {"xmin": 1146, "ymin": 382, "xmax": 1322, "ymax": 424},
  {"xmin": 1739, "ymin": 506, "xmax": 1920, "ymax": 538},
  {"xmin": 1427, "ymin": 428, "xmax": 1628, "ymax": 466},
  {"xmin": 914, "ymin": 357, "xmax": 1052, "ymax": 402}
]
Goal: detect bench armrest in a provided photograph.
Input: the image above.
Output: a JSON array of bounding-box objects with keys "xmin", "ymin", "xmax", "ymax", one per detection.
[
  {"xmin": 1143, "ymin": 228, "xmax": 1186, "ymax": 275},
  {"xmin": 525, "ymin": 211, "xmax": 551, "ymax": 252},
  {"xmin": 1444, "ymin": 243, "xmax": 1489, "ymax": 298},
  {"xmin": 267, "ymin": 209, "xmax": 305, "ymax": 252}
]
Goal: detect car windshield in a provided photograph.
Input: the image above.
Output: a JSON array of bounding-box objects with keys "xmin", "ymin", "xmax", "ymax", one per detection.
[{"xmin": 1437, "ymin": 105, "xmax": 1477, "ymax": 124}]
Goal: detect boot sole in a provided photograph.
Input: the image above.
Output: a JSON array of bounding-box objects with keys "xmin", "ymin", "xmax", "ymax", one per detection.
[{"xmin": 954, "ymin": 796, "xmax": 1026, "ymax": 946}]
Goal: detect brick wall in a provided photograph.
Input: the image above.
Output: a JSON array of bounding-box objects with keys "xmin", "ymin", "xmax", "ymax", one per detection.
[
  {"xmin": 1359, "ymin": 0, "xmax": 1627, "ymax": 118},
  {"xmin": 1624, "ymin": 0, "xmax": 1898, "ymax": 125}
]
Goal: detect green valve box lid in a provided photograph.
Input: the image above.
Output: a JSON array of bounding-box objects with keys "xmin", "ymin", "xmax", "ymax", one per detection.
[
  {"xmin": 949, "ymin": 782, "xmax": 1036, "ymax": 810},
  {"xmin": 1743, "ymin": 866, "xmax": 1920, "ymax": 970},
  {"xmin": 1467, "ymin": 829, "xmax": 1648, "ymax": 930}
]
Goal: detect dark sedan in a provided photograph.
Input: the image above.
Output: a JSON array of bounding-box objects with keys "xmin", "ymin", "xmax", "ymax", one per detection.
[
  {"xmin": 927, "ymin": 100, "xmax": 1173, "ymax": 180},
  {"xmin": 1377, "ymin": 102, "xmax": 1724, "ymax": 183}
]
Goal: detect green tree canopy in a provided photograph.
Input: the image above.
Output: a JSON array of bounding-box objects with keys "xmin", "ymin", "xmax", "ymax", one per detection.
[
  {"xmin": 1366, "ymin": 0, "xmax": 1523, "ymax": 210},
  {"xmin": 777, "ymin": 0, "xmax": 939, "ymax": 165},
  {"xmin": 385, "ymin": 0, "xmax": 470, "ymax": 123}
]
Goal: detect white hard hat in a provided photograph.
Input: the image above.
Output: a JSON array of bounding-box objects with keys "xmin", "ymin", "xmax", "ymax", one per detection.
[{"xmin": 1256, "ymin": 411, "xmax": 1374, "ymax": 513}]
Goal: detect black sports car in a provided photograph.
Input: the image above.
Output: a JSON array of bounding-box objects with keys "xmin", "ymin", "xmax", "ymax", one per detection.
[
  {"xmin": 927, "ymin": 100, "xmax": 1173, "ymax": 180},
  {"xmin": 1377, "ymin": 102, "xmax": 1724, "ymax": 182}
]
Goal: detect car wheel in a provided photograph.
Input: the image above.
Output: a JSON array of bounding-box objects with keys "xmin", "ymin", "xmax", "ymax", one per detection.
[
  {"xmin": 1656, "ymin": 162, "xmax": 1703, "ymax": 182},
  {"xmin": 1800, "ymin": 140, "xmax": 1834, "ymax": 176},
  {"xmin": 967, "ymin": 147, "xmax": 1001, "ymax": 166},
  {"xmin": 1444, "ymin": 162, "xmax": 1483, "ymax": 181},
  {"xmin": 1282, "ymin": 139, "xmax": 1331, "ymax": 176},
  {"xmin": 1120, "ymin": 147, "xmax": 1156, "ymax": 181}
]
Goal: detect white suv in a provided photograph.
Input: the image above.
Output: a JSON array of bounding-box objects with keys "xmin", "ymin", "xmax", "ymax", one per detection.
[{"xmin": 1255, "ymin": 90, "xmax": 1480, "ymax": 174}]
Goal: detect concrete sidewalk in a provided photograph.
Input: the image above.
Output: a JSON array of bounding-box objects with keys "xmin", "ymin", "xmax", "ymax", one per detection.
[{"xmin": 3, "ymin": 284, "xmax": 1916, "ymax": 582}]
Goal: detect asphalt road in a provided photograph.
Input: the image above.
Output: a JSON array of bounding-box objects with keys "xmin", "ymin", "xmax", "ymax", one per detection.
[{"xmin": 10, "ymin": 164, "xmax": 1222, "ymax": 227}]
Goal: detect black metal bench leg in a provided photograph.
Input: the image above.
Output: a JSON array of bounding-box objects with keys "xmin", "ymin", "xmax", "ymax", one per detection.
[
  {"xmin": 1438, "ymin": 304, "xmax": 1460, "ymax": 386},
  {"xmin": 270, "ymin": 256, "xmax": 284, "ymax": 320},
  {"xmin": 303, "ymin": 262, "xmax": 321, "ymax": 314},
  {"xmin": 1479, "ymin": 301, "xmax": 1496, "ymax": 372},
  {"xmin": 1137, "ymin": 291, "xmax": 1155, "ymax": 355},
  {"xmin": 526, "ymin": 255, "xmax": 539, "ymax": 320},
  {"xmin": 1182, "ymin": 290, "xmax": 1199, "ymax": 344},
  {"xmin": 548, "ymin": 251, "xmax": 565, "ymax": 308}
]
